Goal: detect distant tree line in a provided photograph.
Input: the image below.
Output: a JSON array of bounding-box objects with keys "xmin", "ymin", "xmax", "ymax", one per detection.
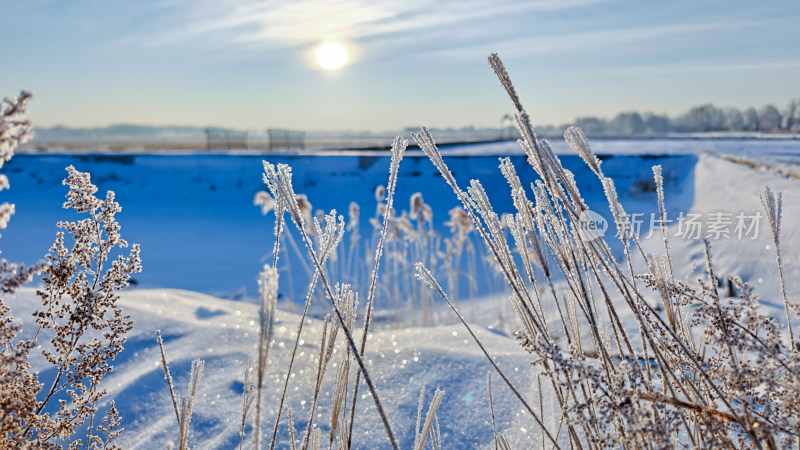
[{"xmin": 538, "ymin": 99, "xmax": 800, "ymax": 136}]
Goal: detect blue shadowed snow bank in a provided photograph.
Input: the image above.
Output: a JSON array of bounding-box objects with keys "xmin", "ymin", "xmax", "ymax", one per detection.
[{"xmin": 3, "ymin": 151, "xmax": 694, "ymax": 303}]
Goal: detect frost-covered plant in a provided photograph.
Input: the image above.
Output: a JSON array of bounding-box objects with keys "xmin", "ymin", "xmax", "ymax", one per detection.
[
  {"xmin": 257, "ymin": 175, "xmax": 488, "ymax": 329},
  {"xmin": 0, "ymin": 90, "xmax": 40, "ymax": 447},
  {"xmin": 26, "ymin": 166, "xmax": 141, "ymax": 447},
  {"xmin": 153, "ymin": 52, "xmax": 796, "ymax": 448},
  {"xmin": 413, "ymin": 54, "xmax": 799, "ymax": 449},
  {"xmin": 0, "ymin": 90, "xmax": 34, "ymax": 251},
  {"xmin": 413, "ymin": 386, "xmax": 444, "ymax": 450},
  {"xmin": 254, "ymin": 264, "xmax": 278, "ymax": 450},
  {"xmin": 157, "ymin": 331, "xmax": 204, "ymax": 450},
  {"xmin": 261, "ymin": 138, "xmax": 407, "ymax": 450},
  {"xmin": 1, "ymin": 92, "xmax": 139, "ymax": 447},
  {"xmin": 0, "ymin": 90, "xmax": 33, "ymax": 164},
  {"xmin": 249, "ymin": 146, "xmax": 483, "ymax": 449},
  {"xmin": 238, "ymin": 361, "xmax": 256, "ymax": 450}
]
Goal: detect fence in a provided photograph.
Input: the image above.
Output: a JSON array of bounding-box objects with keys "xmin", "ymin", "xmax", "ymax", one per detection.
[
  {"xmin": 268, "ymin": 129, "xmax": 305, "ymax": 151},
  {"xmin": 205, "ymin": 129, "xmax": 248, "ymax": 150}
]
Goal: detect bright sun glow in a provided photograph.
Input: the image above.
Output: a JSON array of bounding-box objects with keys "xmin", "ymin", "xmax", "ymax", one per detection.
[{"xmin": 314, "ymin": 41, "xmax": 349, "ymax": 71}]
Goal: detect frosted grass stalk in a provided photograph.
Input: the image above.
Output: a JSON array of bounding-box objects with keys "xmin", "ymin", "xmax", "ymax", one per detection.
[
  {"xmin": 761, "ymin": 187, "xmax": 794, "ymax": 347},
  {"xmin": 415, "ymin": 388, "xmax": 444, "ymax": 450},
  {"xmin": 346, "ymin": 137, "xmax": 406, "ymax": 447},
  {"xmin": 500, "ymin": 158, "xmax": 549, "ymax": 278},
  {"xmin": 413, "ymin": 128, "xmax": 548, "ymax": 339},
  {"xmin": 302, "ymin": 317, "xmax": 331, "ymax": 449},
  {"xmin": 564, "ymin": 126, "xmax": 602, "ymax": 177},
  {"xmin": 269, "ymin": 212, "xmax": 343, "ymax": 450},
  {"xmin": 652, "ymin": 166, "xmax": 675, "ymax": 281},
  {"xmin": 487, "ymin": 372, "xmax": 499, "ymax": 450},
  {"xmin": 254, "ymin": 265, "xmax": 279, "ymax": 450},
  {"xmin": 240, "ymin": 362, "xmax": 256, "ymax": 450},
  {"xmin": 504, "ymin": 214, "xmax": 545, "ymax": 325},
  {"xmin": 413, "ymin": 386, "xmax": 425, "ymax": 450},
  {"xmin": 156, "ymin": 330, "xmax": 180, "ymax": 425},
  {"xmin": 502, "ymin": 157, "xmax": 572, "ymax": 340},
  {"xmin": 178, "ymin": 358, "xmax": 204, "ymax": 450},
  {"xmin": 329, "ymin": 358, "xmax": 350, "ymax": 448},
  {"xmin": 486, "ymin": 53, "xmax": 751, "ymax": 446},
  {"xmin": 287, "ymin": 409, "xmax": 296, "ymax": 450},
  {"xmin": 416, "ymin": 263, "xmax": 561, "ymax": 448},
  {"xmin": 310, "ymin": 427, "xmax": 320, "ymax": 450},
  {"xmin": 263, "ymin": 162, "xmax": 399, "ymax": 450}
]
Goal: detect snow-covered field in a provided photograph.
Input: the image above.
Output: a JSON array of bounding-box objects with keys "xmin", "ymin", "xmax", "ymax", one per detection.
[{"xmin": 4, "ymin": 138, "xmax": 800, "ymax": 447}]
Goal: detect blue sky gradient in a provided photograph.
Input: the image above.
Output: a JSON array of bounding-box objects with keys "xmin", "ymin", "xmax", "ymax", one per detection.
[{"xmin": 2, "ymin": 0, "xmax": 798, "ymax": 131}]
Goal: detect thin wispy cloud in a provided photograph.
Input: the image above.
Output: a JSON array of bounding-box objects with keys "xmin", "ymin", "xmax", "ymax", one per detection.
[
  {"xmin": 603, "ymin": 60, "xmax": 800, "ymax": 78},
  {"xmin": 142, "ymin": 0, "xmax": 612, "ymax": 51},
  {"xmin": 420, "ymin": 20, "xmax": 771, "ymax": 62}
]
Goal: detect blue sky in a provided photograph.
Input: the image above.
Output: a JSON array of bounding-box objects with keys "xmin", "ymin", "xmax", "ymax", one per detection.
[{"xmin": 2, "ymin": 0, "xmax": 799, "ymax": 131}]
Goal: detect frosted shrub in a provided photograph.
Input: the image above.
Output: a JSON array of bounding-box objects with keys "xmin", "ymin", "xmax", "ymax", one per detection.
[
  {"xmin": 0, "ymin": 90, "xmax": 39, "ymax": 447},
  {"xmin": 0, "ymin": 91, "xmax": 141, "ymax": 447},
  {"xmin": 0, "ymin": 91, "xmax": 32, "ymax": 162},
  {"xmin": 31, "ymin": 166, "xmax": 141, "ymax": 446}
]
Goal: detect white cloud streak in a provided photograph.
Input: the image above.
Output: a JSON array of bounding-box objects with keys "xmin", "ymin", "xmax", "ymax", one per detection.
[
  {"xmin": 141, "ymin": 0, "xmax": 611, "ymax": 50},
  {"xmin": 419, "ymin": 20, "xmax": 771, "ymax": 62}
]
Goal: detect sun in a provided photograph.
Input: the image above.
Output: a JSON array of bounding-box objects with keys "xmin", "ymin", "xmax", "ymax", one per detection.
[{"xmin": 314, "ymin": 41, "xmax": 349, "ymax": 71}]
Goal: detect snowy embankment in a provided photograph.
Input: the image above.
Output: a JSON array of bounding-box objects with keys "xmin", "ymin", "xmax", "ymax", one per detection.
[
  {"xmin": 5, "ymin": 146, "xmax": 800, "ymax": 448},
  {"xmin": 639, "ymin": 153, "xmax": 800, "ymax": 305}
]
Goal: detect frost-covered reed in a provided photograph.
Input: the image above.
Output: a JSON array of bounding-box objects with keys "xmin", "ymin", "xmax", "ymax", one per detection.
[
  {"xmin": 240, "ymin": 53, "xmax": 799, "ymax": 449},
  {"xmin": 262, "ymin": 139, "xmax": 405, "ymax": 449},
  {"xmin": 410, "ymin": 53, "xmax": 800, "ymax": 449}
]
